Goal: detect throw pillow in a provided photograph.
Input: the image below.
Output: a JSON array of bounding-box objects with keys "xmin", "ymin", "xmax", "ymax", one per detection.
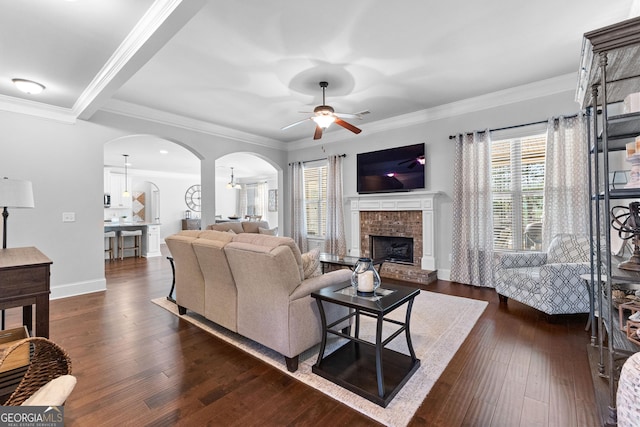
[
  {"xmin": 258, "ymin": 227, "xmax": 278, "ymax": 236},
  {"xmin": 227, "ymin": 229, "xmax": 236, "ymax": 234},
  {"xmin": 301, "ymin": 248, "xmax": 322, "ymax": 279},
  {"xmin": 22, "ymin": 375, "xmax": 77, "ymax": 406}
]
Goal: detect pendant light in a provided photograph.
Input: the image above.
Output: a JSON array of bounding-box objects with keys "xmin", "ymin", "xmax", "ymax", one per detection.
[
  {"xmin": 123, "ymin": 154, "xmax": 130, "ymax": 198},
  {"xmin": 226, "ymin": 167, "xmax": 241, "ymax": 189}
]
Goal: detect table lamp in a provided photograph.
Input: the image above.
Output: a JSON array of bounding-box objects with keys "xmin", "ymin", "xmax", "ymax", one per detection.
[{"xmin": 0, "ymin": 178, "xmax": 35, "ymax": 249}]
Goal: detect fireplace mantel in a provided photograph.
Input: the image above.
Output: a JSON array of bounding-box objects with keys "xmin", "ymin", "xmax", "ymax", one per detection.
[{"xmin": 348, "ymin": 191, "xmax": 441, "ymax": 270}]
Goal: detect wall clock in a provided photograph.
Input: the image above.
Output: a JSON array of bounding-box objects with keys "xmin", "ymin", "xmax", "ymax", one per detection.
[{"xmin": 185, "ymin": 184, "xmax": 201, "ymax": 212}]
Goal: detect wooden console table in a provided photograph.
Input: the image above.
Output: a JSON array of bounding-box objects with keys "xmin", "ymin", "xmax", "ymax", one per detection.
[{"xmin": 0, "ymin": 247, "xmax": 52, "ymax": 338}]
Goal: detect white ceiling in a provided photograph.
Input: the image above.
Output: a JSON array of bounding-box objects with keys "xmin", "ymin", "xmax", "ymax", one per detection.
[{"xmin": 1, "ymin": 0, "xmax": 638, "ymax": 173}]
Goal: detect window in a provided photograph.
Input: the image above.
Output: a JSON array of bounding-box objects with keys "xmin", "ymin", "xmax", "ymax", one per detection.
[
  {"xmin": 303, "ymin": 162, "xmax": 327, "ymax": 237},
  {"xmin": 245, "ymin": 184, "xmax": 258, "ymax": 216},
  {"xmin": 491, "ymin": 134, "xmax": 546, "ymax": 251},
  {"xmin": 243, "ymin": 182, "xmax": 267, "ymax": 217}
]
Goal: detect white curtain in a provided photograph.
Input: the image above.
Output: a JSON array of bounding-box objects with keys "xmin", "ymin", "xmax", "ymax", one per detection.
[
  {"xmin": 256, "ymin": 182, "xmax": 268, "ymax": 216},
  {"xmin": 290, "ymin": 162, "xmax": 308, "ymax": 253},
  {"xmin": 324, "ymin": 155, "xmax": 347, "ymax": 257},
  {"xmin": 236, "ymin": 185, "xmax": 247, "ymax": 218},
  {"xmin": 450, "ymin": 131, "xmax": 495, "ymax": 287},
  {"xmin": 542, "ymin": 113, "xmax": 589, "ymax": 248}
]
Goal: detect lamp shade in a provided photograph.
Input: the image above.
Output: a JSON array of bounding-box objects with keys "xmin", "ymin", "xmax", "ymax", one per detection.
[{"xmin": 0, "ymin": 179, "xmax": 34, "ymax": 208}]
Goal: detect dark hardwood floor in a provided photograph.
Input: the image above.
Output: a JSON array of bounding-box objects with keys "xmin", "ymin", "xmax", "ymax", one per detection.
[{"xmin": 4, "ymin": 246, "xmax": 599, "ymax": 426}]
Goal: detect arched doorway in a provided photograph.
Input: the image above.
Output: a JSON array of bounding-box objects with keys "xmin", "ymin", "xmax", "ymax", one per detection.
[
  {"xmin": 215, "ymin": 153, "xmax": 280, "ymax": 231},
  {"xmin": 103, "ymin": 135, "xmax": 202, "ymax": 253}
]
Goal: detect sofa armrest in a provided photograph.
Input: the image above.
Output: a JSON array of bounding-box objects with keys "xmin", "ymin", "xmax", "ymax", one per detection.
[
  {"xmin": 538, "ymin": 262, "xmax": 592, "ymax": 312},
  {"xmin": 540, "ymin": 262, "xmax": 591, "ymax": 287},
  {"xmin": 290, "ymin": 269, "xmax": 352, "ymax": 301},
  {"xmin": 494, "ymin": 251, "xmax": 547, "ymax": 270}
]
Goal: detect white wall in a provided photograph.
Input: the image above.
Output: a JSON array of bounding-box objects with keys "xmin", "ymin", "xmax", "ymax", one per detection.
[
  {"xmin": 264, "ymin": 176, "xmax": 278, "ymax": 229},
  {"xmin": 130, "ymin": 172, "xmax": 200, "ymax": 239},
  {"xmin": 215, "ymin": 177, "xmax": 238, "ymax": 219},
  {"xmin": 0, "ymin": 110, "xmax": 125, "ymax": 298},
  {"xmin": 287, "ymin": 89, "xmax": 582, "ymax": 280}
]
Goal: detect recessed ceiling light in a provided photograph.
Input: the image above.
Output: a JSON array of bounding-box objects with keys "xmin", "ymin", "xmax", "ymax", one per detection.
[
  {"xmin": 12, "ymin": 79, "xmax": 45, "ymax": 95},
  {"xmin": 159, "ymin": 150, "xmax": 168, "ymax": 154}
]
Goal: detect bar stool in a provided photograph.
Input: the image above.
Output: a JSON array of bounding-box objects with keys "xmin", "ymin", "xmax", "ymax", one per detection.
[
  {"xmin": 119, "ymin": 229, "xmax": 142, "ymax": 260},
  {"xmin": 104, "ymin": 231, "xmax": 117, "ymax": 261}
]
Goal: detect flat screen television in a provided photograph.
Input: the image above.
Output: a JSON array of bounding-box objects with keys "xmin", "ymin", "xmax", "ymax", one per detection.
[{"xmin": 357, "ymin": 143, "xmax": 425, "ymax": 194}]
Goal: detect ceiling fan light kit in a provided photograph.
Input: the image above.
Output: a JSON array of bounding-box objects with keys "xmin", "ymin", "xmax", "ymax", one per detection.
[{"xmin": 282, "ymin": 81, "xmax": 366, "ymax": 140}]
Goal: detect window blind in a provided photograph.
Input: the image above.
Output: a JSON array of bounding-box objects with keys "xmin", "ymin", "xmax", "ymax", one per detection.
[
  {"xmin": 491, "ymin": 134, "xmax": 546, "ymax": 250},
  {"xmin": 303, "ymin": 163, "xmax": 328, "ymax": 237}
]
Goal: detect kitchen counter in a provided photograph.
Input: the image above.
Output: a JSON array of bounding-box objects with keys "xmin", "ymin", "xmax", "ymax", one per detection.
[
  {"xmin": 104, "ymin": 221, "xmax": 160, "ymax": 227},
  {"xmin": 103, "ymin": 222, "xmax": 162, "ymax": 258}
]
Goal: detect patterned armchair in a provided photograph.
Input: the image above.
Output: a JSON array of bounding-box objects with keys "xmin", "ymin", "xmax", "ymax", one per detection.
[{"xmin": 494, "ymin": 234, "xmax": 591, "ymax": 315}]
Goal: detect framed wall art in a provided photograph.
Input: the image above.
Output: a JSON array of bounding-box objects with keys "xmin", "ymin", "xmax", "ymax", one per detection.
[{"xmin": 268, "ymin": 189, "xmax": 278, "ymax": 212}]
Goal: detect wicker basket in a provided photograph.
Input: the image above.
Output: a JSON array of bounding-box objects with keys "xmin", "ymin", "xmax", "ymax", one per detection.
[{"xmin": 0, "ymin": 337, "xmax": 72, "ymax": 406}]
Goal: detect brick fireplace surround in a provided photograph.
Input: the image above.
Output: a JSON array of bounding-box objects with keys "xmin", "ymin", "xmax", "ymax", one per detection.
[{"xmin": 349, "ymin": 192, "xmax": 440, "ymax": 285}]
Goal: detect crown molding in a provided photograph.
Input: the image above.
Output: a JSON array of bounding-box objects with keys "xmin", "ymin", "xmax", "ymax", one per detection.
[
  {"xmin": 101, "ymin": 99, "xmax": 286, "ymax": 150},
  {"xmin": 0, "ymin": 94, "xmax": 76, "ymax": 124},
  {"xmin": 285, "ymin": 73, "xmax": 577, "ymax": 151},
  {"xmin": 0, "ymin": 69, "xmax": 576, "ymax": 148},
  {"xmin": 74, "ymin": 0, "xmax": 206, "ymax": 119}
]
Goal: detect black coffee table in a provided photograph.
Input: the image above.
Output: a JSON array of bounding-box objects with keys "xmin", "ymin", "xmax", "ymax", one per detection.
[{"xmin": 311, "ymin": 282, "xmax": 420, "ymax": 407}]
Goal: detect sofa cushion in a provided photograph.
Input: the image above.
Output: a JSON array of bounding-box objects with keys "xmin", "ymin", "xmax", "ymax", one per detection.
[
  {"xmin": 547, "ymin": 234, "xmax": 590, "ymax": 264},
  {"xmin": 496, "ymin": 266, "xmax": 541, "ymax": 293},
  {"xmin": 197, "ymin": 230, "xmax": 235, "ymax": 244},
  {"xmin": 165, "ymin": 234, "xmax": 206, "ymax": 314},
  {"xmin": 231, "ymin": 234, "xmax": 304, "ymax": 281},
  {"xmin": 301, "ymin": 248, "xmax": 321, "ymax": 279},
  {"xmin": 207, "ymin": 222, "xmax": 244, "ymax": 234},
  {"xmin": 192, "ymin": 234, "xmax": 237, "ymax": 331},
  {"xmin": 258, "ymin": 226, "xmax": 278, "ymax": 236},
  {"xmin": 177, "ymin": 230, "xmax": 203, "ymax": 238},
  {"xmin": 241, "ymin": 221, "xmax": 270, "ymax": 233}
]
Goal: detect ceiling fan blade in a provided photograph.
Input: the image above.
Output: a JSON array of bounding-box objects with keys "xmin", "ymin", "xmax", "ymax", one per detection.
[
  {"xmin": 334, "ymin": 118, "xmax": 362, "ymax": 134},
  {"xmin": 281, "ymin": 118, "xmax": 311, "ymax": 130},
  {"xmin": 313, "ymin": 125, "xmax": 323, "ymax": 140},
  {"xmin": 334, "ymin": 110, "xmax": 370, "ymax": 119},
  {"xmin": 334, "ymin": 112, "xmax": 360, "ymax": 119}
]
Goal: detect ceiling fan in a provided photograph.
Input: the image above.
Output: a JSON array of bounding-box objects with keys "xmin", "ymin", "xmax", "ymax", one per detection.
[{"xmin": 282, "ymin": 81, "xmax": 369, "ymax": 140}]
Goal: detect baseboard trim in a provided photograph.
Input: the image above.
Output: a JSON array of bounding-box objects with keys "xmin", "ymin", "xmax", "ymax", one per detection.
[
  {"xmin": 437, "ymin": 269, "xmax": 451, "ymax": 281},
  {"xmin": 50, "ymin": 278, "xmax": 106, "ymax": 300}
]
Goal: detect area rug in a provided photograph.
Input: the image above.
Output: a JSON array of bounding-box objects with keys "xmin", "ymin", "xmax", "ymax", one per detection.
[{"xmin": 152, "ymin": 291, "xmax": 487, "ymax": 426}]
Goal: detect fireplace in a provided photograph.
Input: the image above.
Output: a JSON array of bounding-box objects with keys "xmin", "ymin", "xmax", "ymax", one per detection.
[
  {"xmin": 371, "ymin": 235, "xmax": 414, "ymax": 265},
  {"xmin": 349, "ymin": 191, "xmax": 440, "ymax": 284}
]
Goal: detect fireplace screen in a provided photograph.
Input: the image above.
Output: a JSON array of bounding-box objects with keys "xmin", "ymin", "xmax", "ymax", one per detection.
[{"xmin": 370, "ymin": 235, "xmax": 414, "ymax": 265}]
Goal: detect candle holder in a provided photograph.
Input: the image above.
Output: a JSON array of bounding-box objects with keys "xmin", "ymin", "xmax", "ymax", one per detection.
[{"xmin": 351, "ymin": 257, "xmax": 381, "ymax": 296}]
